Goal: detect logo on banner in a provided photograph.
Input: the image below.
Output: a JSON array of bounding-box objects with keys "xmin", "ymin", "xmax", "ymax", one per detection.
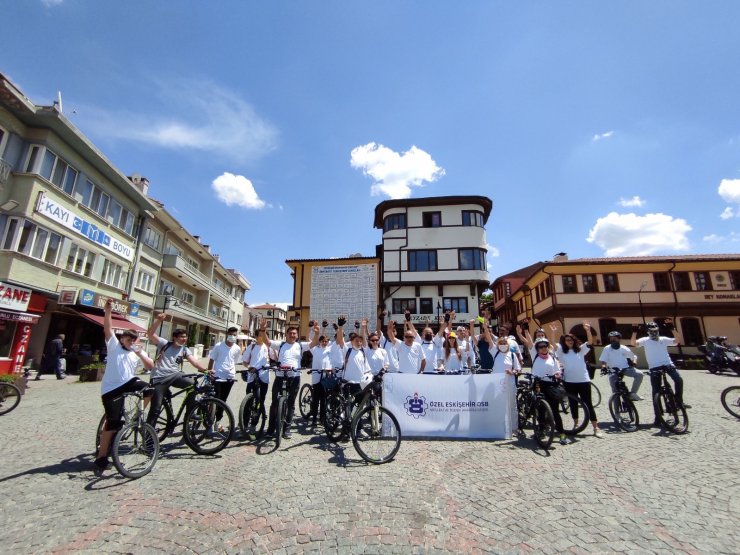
[{"xmin": 404, "ymin": 392, "xmax": 427, "ymax": 418}]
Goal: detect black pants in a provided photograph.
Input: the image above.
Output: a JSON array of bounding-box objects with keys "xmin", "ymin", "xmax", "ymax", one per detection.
[
  {"xmin": 650, "ymin": 366, "xmax": 685, "ymax": 417},
  {"xmin": 247, "ymin": 379, "xmax": 269, "ymax": 406},
  {"xmin": 309, "ymin": 381, "xmax": 326, "ymax": 423},
  {"xmin": 101, "ymin": 378, "xmax": 150, "ymax": 431},
  {"xmin": 268, "ymin": 376, "xmax": 300, "ymax": 431},
  {"xmin": 213, "ymin": 380, "xmax": 235, "ymax": 421},
  {"xmin": 146, "ymin": 373, "xmax": 195, "ymax": 427},
  {"xmin": 541, "ymin": 383, "xmax": 564, "ymax": 433},
  {"xmin": 564, "ymin": 381, "xmax": 598, "ymax": 423}
]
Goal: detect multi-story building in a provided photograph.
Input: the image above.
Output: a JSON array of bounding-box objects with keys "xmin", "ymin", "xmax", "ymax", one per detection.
[
  {"xmin": 251, "ymin": 304, "xmax": 287, "ymax": 341},
  {"xmin": 374, "ymin": 195, "xmax": 492, "ymax": 330},
  {"xmin": 0, "ymin": 73, "xmax": 157, "ymax": 372},
  {"xmin": 492, "ymin": 253, "xmax": 740, "ymax": 356}
]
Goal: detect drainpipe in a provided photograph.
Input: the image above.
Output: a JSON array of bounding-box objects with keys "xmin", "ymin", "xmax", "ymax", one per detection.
[{"xmin": 665, "ymin": 260, "xmax": 684, "ymax": 358}]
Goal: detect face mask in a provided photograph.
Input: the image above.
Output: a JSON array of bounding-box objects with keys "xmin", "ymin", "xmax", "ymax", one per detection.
[
  {"xmin": 226, "ymin": 335, "xmax": 236, "ymax": 343},
  {"xmin": 610, "ymin": 340, "xmax": 621, "ymax": 349},
  {"xmin": 424, "ymin": 333, "xmax": 433, "ymax": 341},
  {"xmin": 498, "ymin": 345, "xmax": 509, "ymax": 353}
]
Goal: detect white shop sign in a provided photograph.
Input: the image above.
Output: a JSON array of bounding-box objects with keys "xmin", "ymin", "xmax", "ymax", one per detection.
[
  {"xmin": 35, "ymin": 192, "xmax": 134, "ymax": 261},
  {"xmin": 0, "ymin": 281, "xmax": 32, "ymax": 312},
  {"xmin": 382, "ymin": 373, "xmax": 513, "ymax": 439}
]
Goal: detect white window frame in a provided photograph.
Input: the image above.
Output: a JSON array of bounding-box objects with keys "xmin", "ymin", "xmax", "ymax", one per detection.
[
  {"xmin": 101, "ymin": 257, "xmax": 127, "ymax": 289},
  {"xmin": 180, "ymin": 289, "xmax": 195, "ymax": 305},
  {"xmin": 0, "ymin": 125, "xmax": 8, "ymax": 159},
  {"xmin": 66, "ymin": 243, "xmax": 96, "ymax": 277},
  {"xmin": 1, "ymin": 217, "xmax": 62, "ymax": 265},
  {"xmin": 143, "ymin": 226, "xmax": 163, "ymax": 252},
  {"xmin": 135, "ymin": 269, "xmax": 155, "ymax": 293}
]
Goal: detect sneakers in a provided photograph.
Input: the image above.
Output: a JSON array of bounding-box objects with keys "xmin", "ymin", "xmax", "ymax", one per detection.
[
  {"xmin": 56, "ymin": 374, "xmax": 67, "ymax": 380},
  {"xmin": 680, "ymin": 403, "xmax": 691, "ymax": 409},
  {"xmin": 93, "ymin": 457, "xmax": 109, "ymax": 475},
  {"xmin": 629, "ymin": 393, "xmax": 643, "ymax": 401},
  {"xmin": 594, "ymin": 428, "xmax": 604, "ymax": 438},
  {"xmin": 282, "ymin": 429, "xmax": 292, "ymax": 440},
  {"xmin": 559, "ymin": 434, "xmax": 568, "ymax": 445}
]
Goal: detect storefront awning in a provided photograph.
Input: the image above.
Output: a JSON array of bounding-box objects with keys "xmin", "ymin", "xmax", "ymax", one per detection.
[{"xmin": 74, "ymin": 310, "xmax": 147, "ymax": 338}]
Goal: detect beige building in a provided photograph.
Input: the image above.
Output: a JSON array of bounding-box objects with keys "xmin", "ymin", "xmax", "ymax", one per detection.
[{"xmin": 251, "ymin": 304, "xmax": 287, "ymax": 341}]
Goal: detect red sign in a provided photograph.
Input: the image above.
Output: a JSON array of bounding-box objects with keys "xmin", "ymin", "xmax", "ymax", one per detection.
[{"xmin": 12, "ymin": 323, "xmax": 33, "ymax": 374}]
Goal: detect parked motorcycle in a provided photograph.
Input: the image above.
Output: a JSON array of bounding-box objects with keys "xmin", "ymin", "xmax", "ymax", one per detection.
[{"xmin": 698, "ymin": 336, "xmax": 740, "ymax": 375}]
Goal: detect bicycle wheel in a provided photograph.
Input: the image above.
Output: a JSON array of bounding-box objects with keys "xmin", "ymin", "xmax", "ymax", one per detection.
[
  {"xmin": 153, "ymin": 400, "xmax": 174, "ymax": 442},
  {"xmin": 516, "ymin": 391, "xmax": 529, "ymax": 431},
  {"xmin": 609, "ymin": 394, "xmax": 639, "ymax": 432},
  {"xmin": 654, "ymin": 391, "xmax": 689, "ymax": 434},
  {"xmin": 274, "ymin": 397, "xmax": 285, "ymax": 448},
  {"xmin": 95, "ymin": 414, "xmax": 106, "ymax": 454},
  {"xmin": 183, "ymin": 398, "xmax": 234, "ymax": 455},
  {"xmin": 0, "ymin": 383, "xmax": 21, "ymax": 416},
  {"xmin": 299, "ymin": 383, "xmax": 313, "ymax": 418},
  {"xmin": 590, "ymin": 382, "xmax": 602, "ymax": 408},
  {"xmin": 561, "ymin": 393, "xmax": 590, "ymax": 436},
  {"xmin": 721, "ymin": 385, "xmax": 740, "ymax": 419},
  {"xmin": 324, "ymin": 393, "xmax": 346, "ymax": 442},
  {"xmin": 351, "ymin": 405, "xmax": 401, "ymax": 464},
  {"xmin": 532, "ymin": 399, "xmax": 555, "ymax": 450},
  {"xmin": 111, "ymin": 423, "xmax": 159, "ymax": 479}
]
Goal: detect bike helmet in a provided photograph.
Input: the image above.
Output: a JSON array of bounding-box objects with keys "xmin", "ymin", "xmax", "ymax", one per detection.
[
  {"xmin": 608, "ymin": 331, "xmax": 622, "ymax": 338},
  {"xmin": 647, "ymin": 322, "xmax": 659, "ymax": 339},
  {"xmin": 534, "ymin": 338, "xmax": 550, "ymax": 349}
]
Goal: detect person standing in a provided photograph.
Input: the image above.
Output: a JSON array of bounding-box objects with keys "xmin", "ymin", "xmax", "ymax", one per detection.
[
  {"xmin": 207, "ymin": 327, "xmax": 242, "ymax": 432},
  {"xmin": 241, "ymin": 324, "xmax": 272, "ymax": 425},
  {"xmin": 145, "ymin": 313, "xmax": 209, "ymax": 428},
  {"xmin": 37, "ymin": 333, "xmax": 66, "ymax": 380},
  {"xmin": 599, "ymin": 331, "xmax": 643, "ymax": 400},
  {"xmin": 94, "ymin": 299, "xmax": 154, "ymax": 474},
  {"xmin": 491, "ymin": 336, "xmax": 521, "ymax": 436},
  {"xmin": 307, "ymin": 321, "xmax": 332, "ymax": 427},
  {"xmin": 531, "ymin": 338, "xmax": 569, "ymax": 445},
  {"xmin": 386, "ymin": 320, "xmax": 425, "ymax": 373}
]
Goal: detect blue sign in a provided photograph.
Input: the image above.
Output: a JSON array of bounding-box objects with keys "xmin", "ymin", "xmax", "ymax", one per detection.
[{"xmin": 79, "ymin": 289, "xmax": 96, "ymax": 306}]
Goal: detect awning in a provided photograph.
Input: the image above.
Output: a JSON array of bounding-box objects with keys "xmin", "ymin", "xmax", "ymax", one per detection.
[{"xmin": 74, "ymin": 310, "xmax": 148, "ymax": 338}]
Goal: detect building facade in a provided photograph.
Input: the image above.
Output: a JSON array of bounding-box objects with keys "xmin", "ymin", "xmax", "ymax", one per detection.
[
  {"xmin": 492, "ymin": 254, "xmax": 740, "ymax": 356},
  {"xmin": 374, "ymin": 196, "xmax": 492, "ymax": 330},
  {"xmin": 251, "ymin": 304, "xmax": 287, "ymax": 341}
]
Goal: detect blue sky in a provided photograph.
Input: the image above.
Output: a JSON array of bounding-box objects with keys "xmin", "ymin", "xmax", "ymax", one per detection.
[{"xmin": 4, "ymin": 1, "xmax": 740, "ymax": 304}]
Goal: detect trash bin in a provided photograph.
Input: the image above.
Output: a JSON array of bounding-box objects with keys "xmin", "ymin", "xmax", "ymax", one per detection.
[{"xmin": 192, "ymin": 344, "xmax": 204, "ymax": 359}]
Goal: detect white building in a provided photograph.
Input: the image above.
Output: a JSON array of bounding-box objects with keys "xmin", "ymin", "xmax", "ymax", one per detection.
[{"xmin": 374, "ymin": 196, "xmax": 492, "ymax": 329}]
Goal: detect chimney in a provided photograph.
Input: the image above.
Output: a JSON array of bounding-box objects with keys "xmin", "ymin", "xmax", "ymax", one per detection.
[
  {"xmin": 553, "ymin": 252, "xmax": 568, "ymax": 262},
  {"xmin": 129, "ymin": 174, "xmax": 150, "ymax": 196}
]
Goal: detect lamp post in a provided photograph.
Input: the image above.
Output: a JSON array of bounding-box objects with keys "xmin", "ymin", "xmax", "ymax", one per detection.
[
  {"xmin": 158, "ymin": 285, "xmax": 179, "ymax": 336},
  {"xmin": 637, "ymin": 281, "xmax": 648, "ymax": 326},
  {"xmin": 436, "ymin": 301, "xmax": 442, "ymax": 326}
]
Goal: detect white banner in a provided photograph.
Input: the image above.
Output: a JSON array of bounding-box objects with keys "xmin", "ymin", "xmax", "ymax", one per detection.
[{"xmin": 382, "ymin": 373, "xmax": 513, "ymax": 439}]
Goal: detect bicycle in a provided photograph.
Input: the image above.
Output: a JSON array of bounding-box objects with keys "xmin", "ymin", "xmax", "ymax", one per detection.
[
  {"xmin": 268, "ymin": 365, "xmax": 299, "ymax": 449},
  {"xmin": 650, "ymin": 365, "xmax": 689, "ymax": 434},
  {"xmin": 603, "ymin": 367, "xmax": 640, "ymax": 432},
  {"xmin": 515, "ymin": 373, "xmax": 556, "ymax": 450},
  {"xmin": 97, "ymin": 372, "xmax": 234, "ymax": 456},
  {"xmin": 236, "ymin": 368, "xmax": 267, "ymax": 439},
  {"xmin": 556, "ymin": 381, "xmax": 591, "ymax": 436},
  {"xmin": 720, "ymin": 385, "xmax": 740, "ymax": 419},
  {"xmin": 299, "ymin": 369, "xmax": 338, "ymax": 422},
  {"xmin": 0, "ymin": 381, "xmax": 21, "ymax": 416},
  {"xmin": 97, "ymin": 389, "xmax": 159, "ymax": 479},
  {"xmin": 323, "ymin": 370, "xmax": 402, "ymax": 464}
]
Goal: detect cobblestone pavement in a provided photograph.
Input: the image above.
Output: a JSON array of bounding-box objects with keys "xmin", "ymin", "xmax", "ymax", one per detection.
[{"xmin": 0, "ymin": 368, "xmax": 738, "ymax": 554}]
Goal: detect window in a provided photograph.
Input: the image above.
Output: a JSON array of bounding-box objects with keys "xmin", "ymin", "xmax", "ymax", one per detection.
[
  {"xmin": 680, "ymin": 318, "xmax": 703, "ymax": 346},
  {"xmin": 164, "ymin": 242, "xmax": 182, "ymax": 257},
  {"xmin": 392, "ymin": 298, "xmax": 417, "ymax": 314},
  {"xmin": 0, "ymin": 126, "xmax": 8, "ymax": 157},
  {"xmin": 74, "ymin": 179, "xmax": 94, "ymax": 206},
  {"xmin": 1, "ymin": 218, "xmax": 19, "ymax": 250},
  {"xmin": 107, "ymin": 199, "xmax": 122, "ymax": 227},
  {"xmin": 422, "ymin": 211, "xmax": 442, "ymax": 228},
  {"xmin": 458, "ymin": 248, "xmax": 486, "ymax": 271},
  {"xmin": 603, "ymin": 273, "xmax": 620, "ymax": 292},
  {"xmin": 136, "ymin": 270, "xmax": 155, "ymax": 293},
  {"xmin": 1, "ymin": 218, "xmax": 62, "ymax": 265},
  {"xmin": 26, "ymin": 146, "xmax": 78, "ymax": 195},
  {"xmin": 443, "ymin": 297, "xmax": 468, "ymax": 313},
  {"xmin": 383, "ymin": 213, "xmax": 407, "ymax": 232},
  {"xmin": 158, "ymin": 280, "xmax": 175, "ymax": 296},
  {"xmin": 694, "ymin": 271, "xmax": 712, "ymax": 291},
  {"xmin": 186, "ymin": 257, "xmax": 200, "ymax": 272},
  {"xmin": 731, "ymin": 271, "xmax": 740, "ymax": 290},
  {"xmin": 408, "ymin": 250, "xmax": 437, "ymax": 272},
  {"xmin": 582, "ymin": 274, "xmax": 598, "ymax": 293},
  {"xmin": 143, "ymin": 227, "xmax": 163, "ymax": 251},
  {"xmin": 90, "ymin": 187, "xmax": 110, "ymax": 217},
  {"xmin": 654, "ymin": 272, "xmax": 672, "ymax": 292},
  {"xmin": 65, "ymin": 244, "xmax": 95, "ymax": 277},
  {"xmin": 672, "ymin": 272, "xmax": 691, "ymax": 291},
  {"xmin": 419, "ymin": 298, "xmax": 434, "ymax": 314},
  {"xmin": 101, "ymin": 258, "xmax": 127, "ymax": 289},
  {"xmin": 462, "ymin": 210, "xmax": 484, "ymax": 227},
  {"xmin": 562, "ymin": 275, "xmax": 577, "ymax": 293},
  {"xmin": 180, "ymin": 289, "xmax": 195, "ymax": 305}
]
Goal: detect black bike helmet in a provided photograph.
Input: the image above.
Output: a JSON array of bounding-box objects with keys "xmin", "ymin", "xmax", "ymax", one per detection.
[{"xmin": 608, "ymin": 331, "xmax": 622, "ymax": 339}]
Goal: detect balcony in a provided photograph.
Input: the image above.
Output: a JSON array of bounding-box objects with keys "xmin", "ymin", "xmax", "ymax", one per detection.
[
  {"xmin": 0, "ymin": 159, "xmax": 11, "ymax": 186},
  {"xmin": 154, "ymin": 295, "xmax": 226, "ymax": 327},
  {"xmin": 161, "ymin": 254, "xmax": 213, "ymax": 290}
]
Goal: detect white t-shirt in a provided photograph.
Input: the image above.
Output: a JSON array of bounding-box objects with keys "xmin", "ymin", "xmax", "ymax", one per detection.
[
  {"xmin": 343, "ymin": 346, "xmax": 372, "ymax": 384},
  {"xmin": 531, "ymin": 353, "xmax": 560, "ymax": 380},
  {"xmin": 242, "ymin": 343, "xmax": 270, "ymax": 384},
  {"xmin": 443, "ymin": 349, "xmax": 464, "ymax": 372},
  {"xmin": 366, "ymin": 347, "xmax": 389, "ymax": 375},
  {"xmin": 310, "ymin": 345, "xmax": 334, "ymax": 384},
  {"xmin": 392, "ymin": 339, "xmax": 424, "ymax": 373},
  {"xmin": 599, "ymin": 344, "xmax": 637, "ymax": 370},
  {"xmin": 101, "ymin": 335, "xmax": 140, "ymax": 395},
  {"xmin": 381, "ymin": 336, "xmax": 399, "ymax": 371},
  {"xmin": 556, "ymin": 344, "xmax": 591, "ymax": 383},
  {"xmin": 268, "ymin": 339, "xmax": 309, "ymax": 378},
  {"xmin": 210, "ymin": 341, "xmax": 242, "ymax": 381},
  {"xmin": 637, "ymin": 337, "xmax": 676, "ymax": 368},
  {"xmin": 418, "ymin": 335, "xmax": 443, "ymax": 372},
  {"xmin": 329, "ymin": 341, "xmax": 345, "ymax": 369},
  {"xmin": 491, "ymin": 349, "xmax": 520, "ymax": 374}
]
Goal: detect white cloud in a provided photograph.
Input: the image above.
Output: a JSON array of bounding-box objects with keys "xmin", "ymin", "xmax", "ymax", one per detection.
[
  {"xmin": 77, "ymin": 78, "xmax": 277, "ymax": 164},
  {"xmin": 41, "ymin": 0, "xmax": 63, "ymax": 6},
  {"xmin": 486, "ymin": 244, "xmax": 500, "ymax": 258},
  {"xmin": 586, "ymin": 212, "xmax": 691, "ymax": 257},
  {"xmin": 211, "ymin": 173, "xmax": 266, "ymax": 210},
  {"xmin": 703, "ymin": 232, "xmax": 740, "ymax": 243},
  {"xmin": 592, "ymin": 130, "xmax": 614, "ymax": 142},
  {"xmin": 618, "ymin": 196, "xmax": 645, "ymax": 208},
  {"xmin": 720, "ymin": 207, "xmax": 735, "ymax": 220},
  {"xmin": 350, "ymin": 142, "xmax": 445, "ymax": 199},
  {"xmin": 718, "ymin": 178, "xmax": 740, "ymax": 204}
]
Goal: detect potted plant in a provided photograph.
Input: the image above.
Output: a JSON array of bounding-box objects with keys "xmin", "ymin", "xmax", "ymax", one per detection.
[
  {"xmin": 0, "ymin": 373, "xmax": 27, "ymax": 395},
  {"xmin": 79, "ymin": 362, "xmax": 106, "ymax": 382}
]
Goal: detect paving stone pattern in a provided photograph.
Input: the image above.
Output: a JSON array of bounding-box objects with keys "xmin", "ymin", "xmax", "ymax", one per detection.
[{"xmin": 0, "ymin": 368, "xmax": 738, "ymax": 554}]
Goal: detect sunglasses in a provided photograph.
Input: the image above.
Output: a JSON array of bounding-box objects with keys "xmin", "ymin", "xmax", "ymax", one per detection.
[{"xmin": 404, "ymin": 335, "xmax": 414, "ymax": 339}]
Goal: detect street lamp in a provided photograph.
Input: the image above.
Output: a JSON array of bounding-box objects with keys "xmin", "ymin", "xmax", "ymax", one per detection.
[
  {"xmin": 637, "ymin": 281, "xmax": 648, "ymax": 326},
  {"xmin": 158, "ymin": 285, "xmax": 179, "ymax": 335}
]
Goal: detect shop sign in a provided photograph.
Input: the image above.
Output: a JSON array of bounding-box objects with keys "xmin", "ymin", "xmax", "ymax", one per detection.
[
  {"xmin": 12, "ymin": 323, "xmax": 33, "ymax": 373},
  {"xmin": 58, "ymin": 288, "xmax": 78, "ymax": 305},
  {"xmin": 78, "ymin": 288, "xmax": 138, "ymax": 316},
  {"xmin": 0, "ymin": 310, "xmax": 40, "ymax": 324},
  {"xmin": 0, "ymin": 281, "xmax": 32, "ymax": 312},
  {"xmin": 35, "ymin": 192, "xmax": 134, "ymax": 261}
]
